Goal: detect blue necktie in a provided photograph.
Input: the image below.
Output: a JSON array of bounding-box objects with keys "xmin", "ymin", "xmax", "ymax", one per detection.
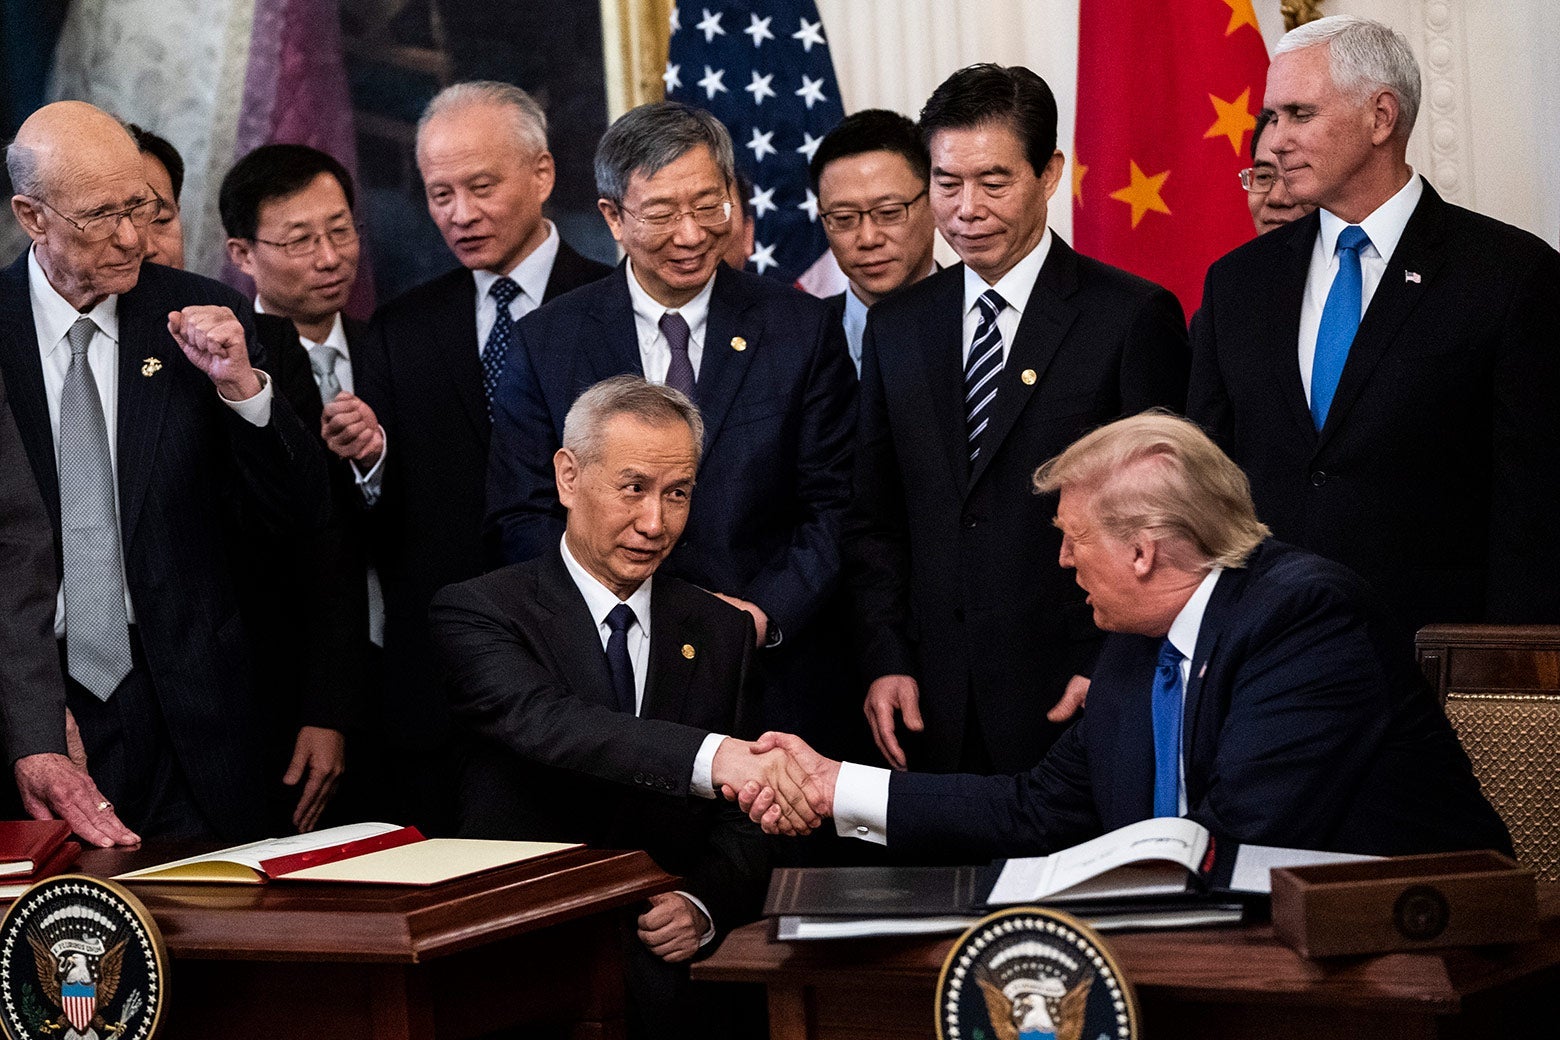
[
  {"xmin": 604, "ymin": 603, "xmax": 638, "ymax": 715},
  {"xmin": 1151, "ymin": 639, "xmax": 1184, "ymax": 818},
  {"xmin": 481, "ymin": 277, "xmax": 520, "ymax": 421},
  {"xmin": 964, "ymin": 289, "xmax": 1007, "ymax": 463},
  {"xmin": 1310, "ymin": 225, "xmax": 1370, "ymax": 430}
]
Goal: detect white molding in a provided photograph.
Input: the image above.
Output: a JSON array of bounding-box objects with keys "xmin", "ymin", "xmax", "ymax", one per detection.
[{"xmin": 1415, "ymin": 0, "xmax": 1474, "ymax": 207}]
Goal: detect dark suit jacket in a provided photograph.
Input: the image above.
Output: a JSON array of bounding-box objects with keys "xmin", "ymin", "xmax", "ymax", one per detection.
[
  {"xmin": 484, "ymin": 263, "xmax": 857, "ymax": 743},
  {"xmin": 429, "ymin": 549, "xmax": 768, "ymax": 938},
  {"xmin": 356, "ymin": 240, "xmax": 611, "ymax": 748},
  {"xmin": 0, "ymin": 257, "xmax": 330, "ymax": 837},
  {"xmin": 848, "ymin": 236, "xmax": 1190, "ymax": 773},
  {"xmin": 1188, "ymin": 182, "xmax": 1560, "ymax": 632},
  {"xmin": 888, "ymin": 540, "xmax": 1511, "ymax": 859}
]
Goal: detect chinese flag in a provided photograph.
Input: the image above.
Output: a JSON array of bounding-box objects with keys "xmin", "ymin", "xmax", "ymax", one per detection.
[{"xmin": 1072, "ymin": 0, "xmax": 1270, "ymax": 317}]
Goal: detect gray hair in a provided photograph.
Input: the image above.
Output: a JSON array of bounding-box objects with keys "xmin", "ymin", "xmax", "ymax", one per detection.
[
  {"xmin": 5, "ymin": 140, "xmax": 44, "ymax": 197},
  {"xmin": 1277, "ymin": 15, "xmax": 1421, "ymax": 138},
  {"xmin": 562, "ymin": 375, "xmax": 705, "ymax": 469},
  {"xmin": 594, "ymin": 101, "xmax": 735, "ymax": 205},
  {"xmin": 418, "ymin": 81, "xmax": 549, "ymax": 156}
]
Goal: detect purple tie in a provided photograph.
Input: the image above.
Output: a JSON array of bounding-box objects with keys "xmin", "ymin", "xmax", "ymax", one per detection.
[{"xmin": 659, "ymin": 311, "xmax": 696, "ymax": 400}]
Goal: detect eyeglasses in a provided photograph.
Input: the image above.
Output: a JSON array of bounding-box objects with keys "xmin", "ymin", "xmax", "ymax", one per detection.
[
  {"xmin": 820, "ymin": 191, "xmax": 927, "ymax": 233},
  {"xmin": 28, "ymin": 194, "xmax": 162, "ymax": 242},
  {"xmin": 1238, "ymin": 168, "xmax": 1279, "ymax": 194},
  {"xmin": 253, "ymin": 224, "xmax": 362, "ymax": 258},
  {"xmin": 616, "ymin": 199, "xmax": 732, "ymax": 232}
]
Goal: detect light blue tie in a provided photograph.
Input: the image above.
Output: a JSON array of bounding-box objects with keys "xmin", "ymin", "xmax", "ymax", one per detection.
[
  {"xmin": 1151, "ymin": 639, "xmax": 1184, "ymax": 818},
  {"xmin": 1310, "ymin": 224, "xmax": 1370, "ymax": 430}
]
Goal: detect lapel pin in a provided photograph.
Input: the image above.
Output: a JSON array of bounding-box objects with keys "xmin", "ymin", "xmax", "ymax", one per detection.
[
  {"xmin": 681, "ymin": 643, "xmax": 696, "ymax": 660},
  {"xmin": 1198, "ymin": 661, "xmax": 1208, "ymax": 679},
  {"xmin": 141, "ymin": 357, "xmax": 162, "ymax": 377},
  {"xmin": 1020, "ymin": 368, "xmax": 1037, "ymax": 385},
  {"xmin": 730, "ymin": 336, "xmax": 747, "ymax": 352},
  {"xmin": 1404, "ymin": 271, "xmax": 1421, "ymax": 284}
]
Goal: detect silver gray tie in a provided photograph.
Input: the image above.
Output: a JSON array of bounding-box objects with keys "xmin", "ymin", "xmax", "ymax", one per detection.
[
  {"xmin": 59, "ymin": 316, "xmax": 132, "ymax": 700},
  {"xmin": 308, "ymin": 343, "xmax": 343, "ymax": 405}
]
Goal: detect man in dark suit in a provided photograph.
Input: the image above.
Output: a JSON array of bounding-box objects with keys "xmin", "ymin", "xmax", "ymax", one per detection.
[
  {"xmin": 320, "ymin": 82, "xmax": 611, "ymax": 832},
  {"xmin": 810, "ymin": 109, "xmax": 937, "ymax": 374},
  {"xmin": 485, "ymin": 101, "xmax": 857, "ymax": 754},
  {"xmin": 849, "ymin": 64, "xmax": 1190, "ymax": 776},
  {"xmin": 1, "ymin": 101, "xmax": 328, "ymax": 841},
  {"xmin": 742, "ymin": 414, "xmax": 1509, "ymax": 861},
  {"xmin": 434, "ymin": 376, "xmax": 786, "ymax": 1038},
  {"xmin": 1189, "ymin": 16, "xmax": 1560, "ymax": 634}
]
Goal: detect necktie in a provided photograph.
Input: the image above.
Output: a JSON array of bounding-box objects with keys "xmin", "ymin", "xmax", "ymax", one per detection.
[
  {"xmin": 964, "ymin": 289, "xmax": 1007, "ymax": 463},
  {"xmin": 481, "ymin": 277, "xmax": 520, "ymax": 420},
  {"xmin": 659, "ymin": 311, "xmax": 696, "ymax": 400},
  {"xmin": 308, "ymin": 344, "xmax": 343, "ymax": 406},
  {"xmin": 58, "ymin": 317, "xmax": 132, "ymax": 701},
  {"xmin": 1310, "ymin": 225, "xmax": 1370, "ymax": 430},
  {"xmin": 1151, "ymin": 638, "xmax": 1184, "ymax": 818},
  {"xmin": 604, "ymin": 603, "xmax": 638, "ymax": 715}
]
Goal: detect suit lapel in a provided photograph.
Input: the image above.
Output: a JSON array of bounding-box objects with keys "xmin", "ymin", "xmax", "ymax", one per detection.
[
  {"xmin": 915, "ymin": 269, "xmax": 970, "ymax": 491},
  {"xmin": 114, "ymin": 276, "xmax": 174, "ymax": 552},
  {"xmin": 434, "ymin": 270, "xmax": 487, "ymax": 440},
  {"xmin": 1270, "ymin": 218, "xmax": 1319, "ymax": 447},
  {"xmin": 579, "ymin": 267, "xmax": 644, "ymax": 393},
  {"xmin": 1111, "ymin": 636, "xmax": 1160, "ymax": 824},
  {"xmin": 693, "ymin": 267, "xmax": 755, "ymax": 454},
  {"xmin": 641, "ymin": 580, "xmax": 698, "ymax": 723},
  {"xmin": 537, "ymin": 550, "xmax": 618, "ymax": 709},
  {"xmin": 0, "ymin": 257, "xmax": 59, "ymax": 529}
]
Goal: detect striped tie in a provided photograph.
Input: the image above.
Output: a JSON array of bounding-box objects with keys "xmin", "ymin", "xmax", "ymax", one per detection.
[{"xmin": 964, "ymin": 289, "xmax": 1008, "ymax": 463}]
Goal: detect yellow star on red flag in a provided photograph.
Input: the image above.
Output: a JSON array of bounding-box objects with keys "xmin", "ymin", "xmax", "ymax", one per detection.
[
  {"xmin": 1220, "ymin": 0, "xmax": 1260, "ymax": 36},
  {"xmin": 1109, "ymin": 161, "xmax": 1172, "ymax": 229},
  {"xmin": 1204, "ymin": 87, "xmax": 1257, "ymax": 155},
  {"xmin": 1072, "ymin": 161, "xmax": 1089, "ymax": 202}
]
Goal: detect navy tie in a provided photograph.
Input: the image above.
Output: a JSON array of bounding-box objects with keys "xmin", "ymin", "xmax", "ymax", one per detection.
[
  {"xmin": 1310, "ymin": 225, "xmax": 1370, "ymax": 430},
  {"xmin": 481, "ymin": 277, "xmax": 520, "ymax": 420},
  {"xmin": 604, "ymin": 603, "xmax": 638, "ymax": 715},
  {"xmin": 659, "ymin": 311, "xmax": 696, "ymax": 400},
  {"xmin": 964, "ymin": 289, "xmax": 1007, "ymax": 463},
  {"xmin": 1151, "ymin": 639, "xmax": 1184, "ymax": 817}
]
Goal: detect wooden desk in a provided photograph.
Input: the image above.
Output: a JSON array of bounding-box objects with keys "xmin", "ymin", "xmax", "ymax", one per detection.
[
  {"xmin": 694, "ymin": 884, "xmax": 1560, "ymax": 1039},
  {"xmin": 76, "ymin": 844, "xmax": 674, "ymax": 1039}
]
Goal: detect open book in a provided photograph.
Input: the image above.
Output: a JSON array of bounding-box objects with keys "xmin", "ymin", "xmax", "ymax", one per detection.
[{"xmin": 116, "ymin": 821, "xmax": 580, "ymax": 885}]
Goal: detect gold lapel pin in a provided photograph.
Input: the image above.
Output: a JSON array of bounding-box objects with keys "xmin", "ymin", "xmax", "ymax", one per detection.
[
  {"xmin": 730, "ymin": 336, "xmax": 747, "ymax": 352},
  {"xmin": 681, "ymin": 644, "xmax": 696, "ymax": 660},
  {"xmin": 1020, "ymin": 368, "xmax": 1037, "ymax": 385},
  {"xmin": 141, "ymin": 357, "xmax": 162, "ymax": 377}
]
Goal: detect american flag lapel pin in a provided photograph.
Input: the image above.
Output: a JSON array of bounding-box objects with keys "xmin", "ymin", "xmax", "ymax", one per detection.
[{"xmin": 1404, "ymin": 270, "xmax": 1421, "ymax": 284}]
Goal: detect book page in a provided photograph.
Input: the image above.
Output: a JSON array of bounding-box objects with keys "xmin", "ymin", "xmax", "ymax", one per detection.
[
  {"xmin": 117, "ymin": 822, "xmax": 404, "ymax": 882},
  {"xmin": 1227, "ymin": 844, "xmax": 1377, "ymax": 894},
  {"xmin": 279, "ymin": 839, "xmax": 578, "ymax": 885},
  {"xmin": 987, "ymin": 817, "xmax": 1209, "ymax": 904}
]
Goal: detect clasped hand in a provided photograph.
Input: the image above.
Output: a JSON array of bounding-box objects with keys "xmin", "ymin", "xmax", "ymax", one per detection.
[{"xmin": 713, "ymin": 732, "xmax": 839, "ymax": 836}]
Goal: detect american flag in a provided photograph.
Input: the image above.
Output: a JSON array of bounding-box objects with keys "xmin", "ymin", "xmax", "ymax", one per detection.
[{"xmin": 665, "ymin": 1, "xmax": 846, "ymax": 290}]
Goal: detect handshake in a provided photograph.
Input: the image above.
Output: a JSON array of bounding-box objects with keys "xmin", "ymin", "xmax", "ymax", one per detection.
[{"xmin": 711, "ymin": 733, "xmax": 841, "ymax": 836}]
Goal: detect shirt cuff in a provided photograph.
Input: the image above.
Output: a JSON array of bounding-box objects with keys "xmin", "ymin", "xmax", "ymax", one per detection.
[
  {"xmin": 351, "ymin": 427, "xmax": 386, "ymax": 506},
  {"xmin": 677, "ymin": 890, "xmax": 718, "ymax": 948},
  {"xmin": 219, "ymin": 369, "xmax": 272, "ymax": 427},
  {"xmin": 690, "ymin": 731, "xmax": 727, "ymax": 799},
  {"xmin": 833, "ymin": 760, "xmax": 891, "ymax": 845}
]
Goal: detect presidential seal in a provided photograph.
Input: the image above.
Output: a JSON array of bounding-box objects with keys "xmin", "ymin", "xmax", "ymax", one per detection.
[
  {"xmin": 937, "ymin": 907, "xmax": 1138, "ymax": 1040},
  {"xmin": 0, "ymin": 875, "xmax": 167, "ymax": 1040}
]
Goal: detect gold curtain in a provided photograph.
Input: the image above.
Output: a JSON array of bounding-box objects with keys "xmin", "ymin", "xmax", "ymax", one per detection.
[
  {"xmin": 1281, "ymin": 1, "xmax": 1327, "ymax": 30},
  {"xmin": 600, "ymin": 0, "xmax": 676, "ymax": 120}
]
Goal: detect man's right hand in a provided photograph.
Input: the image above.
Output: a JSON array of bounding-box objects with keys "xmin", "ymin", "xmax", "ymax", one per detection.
[
  {"xmin": 711, "ymin": 737, "xmax": 821, "ymax": 836},
  {"xmin": 12, "ymin": 753, "xmax": 139, "ymax": 848},
  {"xmin": 863, "ymin": 673, "xmax": 923, "ymax": 770},
  {"xmin": 735, "ymin": 731, "xmax": 841, "ymax": 835},
  {"xmin": 321, "ymin": 392, "xmax": 384, "ymax": 467}
]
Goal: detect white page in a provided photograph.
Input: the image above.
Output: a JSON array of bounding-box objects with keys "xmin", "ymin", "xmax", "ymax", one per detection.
[
  {"xmin": 1227, "ymin": 844, "xmax": 1378, "ymax": 894},
  {"xmin": 987, "ymin": 818, "xmax": 1210, "ymax": 905},
  {"xmin": 119, "ymin": 821, "xmax": 403, "ymax": 877}
]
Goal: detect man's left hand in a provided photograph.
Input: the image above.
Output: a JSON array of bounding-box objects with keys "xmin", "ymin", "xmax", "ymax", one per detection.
[
  {"xmin": 283, "ymin": 726, "xmax": 345, "ymax": 832},
  {"xmin": 712, "ymin": 593, "xmax": 768, "ymax": 647},
  {"xmin": 637, "ymin": 891, "xmax": 709, "ymax": 963},
  {"xmin": 168, "ymin": 306, "xmax": 261, "ymax": 400},
  {"xmin": 1046, "ymin": 674, "xmax": 1091, "ymax": 723}
]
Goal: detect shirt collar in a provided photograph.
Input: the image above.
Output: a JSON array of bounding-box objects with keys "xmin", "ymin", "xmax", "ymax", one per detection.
[
  {"xmin": 625, "ymin": 256, "xmax": 716, "ymax": 339},
  {"xmin": 28, "ymin": 246, "xmax": 120, "ymax": 357},
  {"xmin": 1166, "ymin": 566, "xmax": 1224, "ymax": 663},
  {"xmin": 253, "ymin": 298, "xmax": 350, "ymax": 357},
  {"xmin": 559, "ymin": 534, "xmax": 654, "ymax": 631},
  {"xmin": 962, "ymin": 227, "xmax": 1051, "ymax": 318},
  {"xmin": 1318, "ymin": 171, "xmax": 1423, "ymax": 264},
  {"xmin": 473, "ymin": 219, "xmax": 560, "ymax": 309}
]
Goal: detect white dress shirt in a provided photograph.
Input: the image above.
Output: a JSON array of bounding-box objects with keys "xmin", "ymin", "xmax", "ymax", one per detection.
[
  {"xmin": 474, "ymin": 220, "xmax": 560, "ymax": 351},
  {"xmin": 31, "ymin": 248, "xmax": 272, "ymax": 635},
  {"xmin": 833, "ymin": 566, "xmax": 1226, "ymax": 844},
  {"xmin": 625, "ymin": 258, "xmax": 716, "ymax": 384},
  {"xmin": 842, "ymin": 286, "xmax": 869, "ymax": 375},
  {"xmin": 961, "ymin": 229, "xmax": 1052, "ymax": 368},
  {"xmin": 1297, "ymin": 173, "xmax": 1423, "ymax": 404}
]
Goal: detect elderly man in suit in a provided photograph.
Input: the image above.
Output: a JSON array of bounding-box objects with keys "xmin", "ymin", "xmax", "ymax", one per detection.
[
  {"xmin": 1189, "ymin": 16, "xmax": 1560, "ymax": 634},
  {"xmin": 848, "ymin": 64, "xmax": 1189, "ymax": 777},
  {"xmin": 318, "ymin": 82, "xmax": 612, "ymax": 833},
  {"xmin": 484, "ymin": 101, "xmax": 857, "ymax": 756},
  {"xmin": 741, "ymin": 414, "xmax": 1510, "ymax": 862},
  {"xmin": 434, "ymin": 375, "xmax": 809, "ymax": 1038},
  {"xmin": 1, "ymin": 101, "xmax": 327, "ymax": 841}
]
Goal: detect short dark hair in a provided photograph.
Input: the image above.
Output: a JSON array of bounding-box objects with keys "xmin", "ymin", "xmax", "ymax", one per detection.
[
  {"xmin": 919, "ymin": 64, "xmax": 1058, "ymax": 177},
  {"xmin": 125, "ymin": 123, "xmax": 185, "ymax": 201},
  {"xmin": 808, "ymin": 109, "xmax": 929, "ymax": 191},
  {"xmin": 595, "ymin": 101, "xmax": 735, "ymax": 206},
  {"xmin": 1251, "ymin": 110, "xmax": 1274, "ymax": 161},
  {"xmin": 218, "ymin": 143, "xmax": 356, "ymax": 240}
]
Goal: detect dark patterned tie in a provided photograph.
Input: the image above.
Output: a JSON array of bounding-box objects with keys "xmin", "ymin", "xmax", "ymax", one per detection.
[
  {"xmin": 308, "ymin": 343, "xmax": 343, "ymax": 406},
  {"xmin": 59, "ymin": 317, "xmax": 132, "ymax": 700},
  {"xmin": 658, "ymin": 311, "xmax": 696, "ymax": 400},
  {"xmin": 964, "ymin": 289, "xmax": 1007, "ymax": 463},
  {"xmin": 481, "ymin": 277, "xmax": 520, "ymax": 420},
  {"xmin": 604, "ymin": 603, "xmax": 638, "ymax": 715}
]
